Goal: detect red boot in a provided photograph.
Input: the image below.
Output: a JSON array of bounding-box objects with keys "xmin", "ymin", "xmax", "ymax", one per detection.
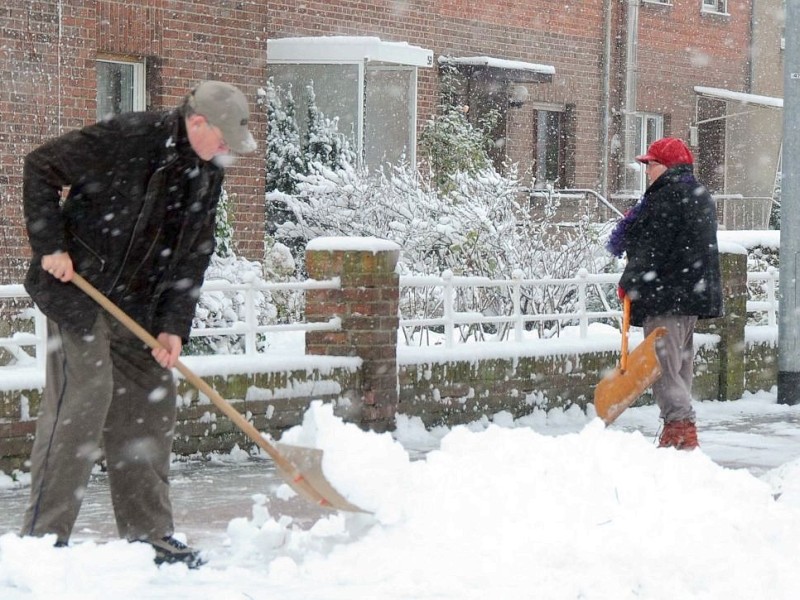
[{"xmin": 658, "ymin": 419, "xmax": 699, "ymax": 450}]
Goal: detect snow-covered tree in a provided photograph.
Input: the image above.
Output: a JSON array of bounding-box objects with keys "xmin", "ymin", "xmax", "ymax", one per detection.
[
  {"xmin": 263, "ymin": 79, "xmax": 356, "ymax": 261},
  {"xmin": 264, "ymin": 80, "xmax": 304, "ymax": 195},
  {"xmin": 304, "ymin": 82, "xmax": 357, "ymax": 173},
  {"xmin": 418, "ymin": 65, "xmax": 500, "ymax": 191},
  {"xmin": 214, "ymin": 188, "xmax": 235, "ymax": 258}
]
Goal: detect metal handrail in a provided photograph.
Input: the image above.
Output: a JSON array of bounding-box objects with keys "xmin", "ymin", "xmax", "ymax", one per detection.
[{"xmin": 529, "ymin": 187, "xmax": 625, "ymax": 218}]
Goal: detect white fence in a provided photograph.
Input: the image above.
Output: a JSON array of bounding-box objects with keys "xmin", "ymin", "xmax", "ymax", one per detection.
[
  {"xmin": 0, "ymin": 269, "xmax": 780, "ymax": 366},
  {"xmin": 399, "ymin": 269, "xmax": 622, "ymax": 348},
  {"xmin": 193, "ymin": 278, "xmax": 341, "ymax": 355},
  {"xmin": 746, "ymin": 267, "xmax": 779, "ymax": 326}
]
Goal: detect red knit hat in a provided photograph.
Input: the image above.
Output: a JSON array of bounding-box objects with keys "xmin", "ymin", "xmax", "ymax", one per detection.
[{"xmin": 635, "ymin": 137, "xmax": 694, "ymax": 168}]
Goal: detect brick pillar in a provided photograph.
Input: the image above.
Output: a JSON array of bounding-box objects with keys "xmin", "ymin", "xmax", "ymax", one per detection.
[
  {"xmin": 698, "ymin": 249, "xmax": 747, "ymax": 401},
  {"xmin": 305, "ymin": 237, "xmax": 400, "ymax": 431}
]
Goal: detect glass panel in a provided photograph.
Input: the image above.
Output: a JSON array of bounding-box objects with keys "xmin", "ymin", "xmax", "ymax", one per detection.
[
  {"xmin": 627, "ymin": 114, "xmax": 663, "ymax": 193},
  {"xmin": 622, "ymin": 115, "xmax": 644, "ymax": 192},
  {"xmin": 365, "ymin": 66, "xmax": 412, "ymax": 171},
  {"xmin": 268, "ymin": 63, "xmax": 359, "ymax": 152},
  {"xmin": 645, "ymin": 116, "xmax": 660, "ymax": 148},
  {"xmin": 533, "ymin": 110, "xmax": 563, "ymax": 188},
  {"xmin": 97, "ymin": 61, "xmax": 134, "ymax": 120}
]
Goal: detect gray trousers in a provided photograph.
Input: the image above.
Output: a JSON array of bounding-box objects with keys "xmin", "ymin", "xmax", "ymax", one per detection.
[
  {"xmin": 22, "ymin": 313, "xmax": 177, "ymax": 544},
  {"xmin": 644, "ymin": 314, "xmax": 698, "ymax": 423}
]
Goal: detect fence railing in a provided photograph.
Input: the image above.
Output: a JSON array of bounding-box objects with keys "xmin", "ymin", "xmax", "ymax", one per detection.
[
  {"xmin": 0, "ymin": 278, "xmax": 341, "ymax": 369},
  {"xmin": 715, "ymin": 195, "xmax": 775, "ymax": 231},
  {"xmin": 0, "ymin": 269, "xmax": 781, "ymax": 367},
  {"xmin": 194, "ymin": 278, "xmax": 341, "ymax": 355},
  {"xmin": 0, "ymin": 284, "xmax": 48, "ymax": 370},
  {"xmin": 399, "ymin": 269, "xmax": 622, "ymax": 348},
  {"xmin": 747, "ymin": 267, "xmax": 779, "ymax": 326}
]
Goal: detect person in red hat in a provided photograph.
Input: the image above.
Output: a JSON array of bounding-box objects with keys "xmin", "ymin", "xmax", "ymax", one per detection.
[{"xmin": 606, "ymin": 137, "xmax": 722, "ymax": 449}]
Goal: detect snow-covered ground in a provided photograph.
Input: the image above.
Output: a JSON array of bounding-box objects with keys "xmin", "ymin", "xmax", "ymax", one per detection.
[{"xmin": 2, "ymin": 389, "xmax": 800, "ymax": 600}]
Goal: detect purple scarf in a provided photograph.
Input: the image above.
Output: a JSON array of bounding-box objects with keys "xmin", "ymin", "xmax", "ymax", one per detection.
[{"xmin": 606, "ymin": 197, "xmax": 646, "ymax": 258}]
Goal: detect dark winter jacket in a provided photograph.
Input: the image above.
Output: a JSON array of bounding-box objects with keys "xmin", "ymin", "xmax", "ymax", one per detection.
[
  {"xmin": 23, "ymin": 108, "xmax": 224, "ymax": 341},
  {"xmin": 617, "ymin": 164, "xmax": 723, "ymax": 327}
]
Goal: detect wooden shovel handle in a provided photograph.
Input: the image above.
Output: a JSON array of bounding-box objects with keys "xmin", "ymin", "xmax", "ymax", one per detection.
[
  {"xmin": 620, "ymin": 295, "xmax": 630, "ymax": 372},
  {"xmin": 69, "ymin": 273, "xmax": 300, "ymax": 476}
]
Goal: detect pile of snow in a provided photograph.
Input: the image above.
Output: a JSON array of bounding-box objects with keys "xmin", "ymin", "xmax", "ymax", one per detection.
[{"xmin": 3, "ymin": 401, "xmax": 800, "ymax": 599}]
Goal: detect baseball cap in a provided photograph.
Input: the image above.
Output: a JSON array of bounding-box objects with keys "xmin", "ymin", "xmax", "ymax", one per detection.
[
  {"xmin": 635, "ymin": 137, "xmax": 693, "ymax": 168},
  {"xmin": 187, "ymin": 81, "xmax": 257, "ymax": 155}
]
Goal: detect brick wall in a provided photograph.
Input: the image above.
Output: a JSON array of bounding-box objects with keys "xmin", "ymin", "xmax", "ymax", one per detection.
[
  {"xmin": 433, "ymin": 2, "xmax": 607, "ymax": 189},
  {"xmin": 0, "ymin": 1, "xmax": 268, "ymax": 283},
  {"xmin": 636, "ymin": 0, "xmax": 753, "ymax": 139},
  {"xmin": 1, "ymin": 1, "xmax": 759, "ymax": 279},
  {"xmin": 0, "ymin": 336, "xmax": 755, "ymax": 472}
]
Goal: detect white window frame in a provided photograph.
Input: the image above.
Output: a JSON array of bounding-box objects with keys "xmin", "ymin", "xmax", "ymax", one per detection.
[
  {"xmin": 96, "ymin": 58, "xmax": 146, "ymax": 120},
  {"xmin": 633, "ymin": 113, "xmax": 664, "ymax": 193},
  {"xmin": 702, "ymin": 0, "xmax": 728, "ymax": 15},
  {"xmin": 266, "ymin": 37, "xmax": 433, "ymax": 168}
]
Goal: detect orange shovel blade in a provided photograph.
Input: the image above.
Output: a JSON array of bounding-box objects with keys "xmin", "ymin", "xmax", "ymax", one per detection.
[{"xmin": 594, "ymin": 327, "xmax": 668, "ymax": 425}]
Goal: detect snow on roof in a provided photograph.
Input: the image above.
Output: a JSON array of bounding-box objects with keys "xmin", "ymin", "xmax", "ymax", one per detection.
[
  {"xmin": 439, "ymin": 55, "xmax": 555, "ymax": 75},
  {"xmin": 694, "ymin": 86, "xmax": 783, "ymax": 109},
  {"xmin": 267, "ymin": 36, "xmax": 433, "ymax": 67}
]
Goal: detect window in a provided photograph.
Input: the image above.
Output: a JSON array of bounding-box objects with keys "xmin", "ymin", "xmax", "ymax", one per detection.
[
  {"xmin": 695, "ymin": 97, "xmax": 726, "ymax": 194},
  {"xmin": 531, "ymin": 105, "xmax": 574, "ymax": 189},
  {"xmin": 702, "ymin": 0, "xmax": 728, "ymax": 14},
  {"xmin": 267, "ymin": 37, "xmax": 432, "ymax": 170},
  {"xmin": 96, "ymin": 59, "xmax": 146, "ymax": 120},
  {"xmin": 627, "ymin": 113, "xmax": 663, "ymax": 193}
]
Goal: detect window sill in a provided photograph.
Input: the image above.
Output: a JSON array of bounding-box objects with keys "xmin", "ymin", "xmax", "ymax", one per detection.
[{"xmin": 700, "ymin": 9, "xmax": 730, "ymax": 17}]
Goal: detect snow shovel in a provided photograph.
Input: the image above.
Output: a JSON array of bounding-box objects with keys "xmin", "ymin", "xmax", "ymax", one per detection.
[
  {"xmin": 594, "ymin": 295, "xmax": 668, "ymax": 426},
  {"xmin": 70, "ymin": 273, "xmax": 366, "ymax": 513}
]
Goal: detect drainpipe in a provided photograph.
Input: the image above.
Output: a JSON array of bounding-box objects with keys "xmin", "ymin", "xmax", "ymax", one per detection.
[
  {"xmin": 599, "ymin": 0, "xmax": 613, "ymax": 196},
  {"xmin": 778, "ymin": 0, "xmax": 800, "ymax": 404},
  {"xmin": 622, "ymin": 0, "xmax": 640, "ymax": 189},
  {"xmin": 57, "ymin": 0, "xmax": 63, "ymax": 133}
]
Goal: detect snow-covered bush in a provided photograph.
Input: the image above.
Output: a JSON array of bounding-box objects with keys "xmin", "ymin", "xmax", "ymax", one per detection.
[
  {"xmin": 268, "ymin": 160, "xmax": 609, "ymax": 338},
  {"xmin": 186, "ymin": 189, "xmax": 300, "ymax": 355},
  {"xmin": 187, "ymin": 247, "xmax": 302, "ymax": 355},
  {"xmin": 263, "ymin": 80, "xmax": 304, "ymax": 196},
  {"xmin": 262, "ymin": 74, "xmax": 612, "ymax": 340}
]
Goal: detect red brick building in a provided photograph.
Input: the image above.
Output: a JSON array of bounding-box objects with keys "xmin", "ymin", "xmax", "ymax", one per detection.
[{"xmin": 1, "ymin": 1, "xmax": 777, "ymax": 282}]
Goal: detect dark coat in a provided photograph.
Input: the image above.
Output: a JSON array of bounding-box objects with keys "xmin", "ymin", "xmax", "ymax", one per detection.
[
  {"xmin": 618, "ymin": 165, "xmax": 723, "ymax": 327},
  {"xmin": 23, "ymin": 109, "xmax": 224, "ymax": 341}
]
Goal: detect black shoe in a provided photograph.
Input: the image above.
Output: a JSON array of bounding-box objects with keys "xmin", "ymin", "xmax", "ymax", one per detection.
[{"xmin": 145, "ymin": 536, "xmax": 206, "ymax": 569}]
